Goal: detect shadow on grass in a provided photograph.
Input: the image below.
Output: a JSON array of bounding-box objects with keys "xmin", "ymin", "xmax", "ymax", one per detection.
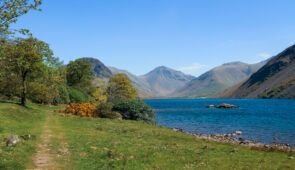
[{"xmin": 0, "ymin": 100, "xmax": 20, "ymax": 105}]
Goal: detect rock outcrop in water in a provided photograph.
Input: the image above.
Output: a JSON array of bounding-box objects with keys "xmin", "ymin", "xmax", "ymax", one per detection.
[{"xmin": 206, "ymin": 103, "xmax": 239, "ymax": 109}]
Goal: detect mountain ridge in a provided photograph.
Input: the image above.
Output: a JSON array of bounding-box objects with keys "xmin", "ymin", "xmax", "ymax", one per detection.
[
  {"xmin": 109, "ymin": 66, "xmax": 195, "ymax": 98},
  {"xmin": 170, "ymin": 61, "xmax": 266, "ymax": 98},
  {"xmin": 82, "ymin": 57, "xmax": 113, "ymax": 79},
  {"xmin": 216, "ymin": 44, "xmax": 295, "ymax": 99}
]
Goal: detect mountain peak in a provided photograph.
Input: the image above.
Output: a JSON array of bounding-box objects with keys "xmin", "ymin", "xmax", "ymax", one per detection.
[
  {"xmin": 222, "ymin": 61, "xmax": 246, "ymax": 66},
  {"xmin": 171, "ymin": 60, "xmax": 266, "ymax": 98},
  {"xmin": 154, "ymin": 66, "xmax": 171, "ymax": 71},
  {"xmin": 216, "ymin": 44, "xmax": 295, "ymax": 99},
  {"xmin": 140, "ymin": 66, "xmax": 195, "ymax": 97},
  {"xmin": 81, "ymin": 57, "xmax": 113, "ymax": 79}
]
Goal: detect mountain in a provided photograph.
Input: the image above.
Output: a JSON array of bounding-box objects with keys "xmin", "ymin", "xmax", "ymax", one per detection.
[
  {"xmin": 109, "ymin": 66, "xmax": 195, "ymax": 98},
  {"xmin": 141, "ymin": 66, "xmax": 195, "ymax": 97},
  {"xmin": 171, "ymin": 61, "xmax": 266, "ymax": 98},
  {"xmin": 82, "ymin": 57, "xmax": 113, "ymax": 79},
  {"xmin": 216, "ymin": 44, "xmax": 295, "ymax": 99},
  {"xmin": 108, "ymin": 67, "xmax": 154, "ymax": 98}
]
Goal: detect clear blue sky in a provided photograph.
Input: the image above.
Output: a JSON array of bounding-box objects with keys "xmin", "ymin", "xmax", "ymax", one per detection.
[{"xmin": 12, "ymin": 0, "xmax": 295, "ymax": 76}]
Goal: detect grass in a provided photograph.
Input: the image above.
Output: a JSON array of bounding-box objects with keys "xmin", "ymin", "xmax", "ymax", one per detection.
[
  {"xmin": 60, "ymin": 116, "xmax": 295, "ymax": 169},
  {"xmin": 0, "ymin": 101, "xmax": 62, "ymax": 169},
  {"xmin": 0, "ymin": 101, "xmax": 295, "ymax": 169},
  {"xmin": 0, "ymin": 102, "xmax": 46, "ymax": 169}
]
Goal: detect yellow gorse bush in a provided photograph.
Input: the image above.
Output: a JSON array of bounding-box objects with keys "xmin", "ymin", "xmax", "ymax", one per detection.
[{"xmin": 65, "ymin": 102, "xmax": 96, "ymax": 117}]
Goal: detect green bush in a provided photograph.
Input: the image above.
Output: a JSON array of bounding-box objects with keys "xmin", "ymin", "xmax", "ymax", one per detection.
[
  {"xmin": 95, "ymin": 102, "xmax": 122, "ymax": 119},
  {"xmin": 112, "ymin": 99, "xmax": 156, "ymax": 124},
  {"xmin": 68, "ymin": 87, "xmax": 89, "ymax": 103}
]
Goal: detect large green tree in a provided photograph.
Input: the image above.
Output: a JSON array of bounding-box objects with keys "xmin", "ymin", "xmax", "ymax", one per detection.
[
  {"xmin": 0, "ymin": 37, "xmax": 53, "ymax": 106},
  {"xmin": 0, "ymin": 0, "xmax": 42, "ymax": 34},
  {"xmin": 66, "ymin": 58, "xmax": 94, "ymax": 93},
  {"xmin": 27, "ymin": 61, "xmax": 66, "ymax": 104}
]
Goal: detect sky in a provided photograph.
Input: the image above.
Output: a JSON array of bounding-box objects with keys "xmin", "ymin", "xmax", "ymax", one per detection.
[{"xmin": 11, "ymin": 0, "xmax": 295, "ymax": 76}]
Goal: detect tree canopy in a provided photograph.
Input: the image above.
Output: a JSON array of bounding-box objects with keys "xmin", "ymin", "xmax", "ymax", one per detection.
[
  {"xmin": 106, "ymin": 73, "xmax": 138, "ymax": 103},
  {"xmin": 66, "ymin": 58, "xmax": 94, "ymax": 93},
  {"xmin": 0, "ymin": 38, "xmax": 52, "ymax": 105},
  {"xmin": 0, "ymin": 0, "xmax": 42, "ymax": 34}
]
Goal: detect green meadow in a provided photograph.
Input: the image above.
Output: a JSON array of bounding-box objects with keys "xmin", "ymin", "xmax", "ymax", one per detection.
[{"xmin": 0, "ymin": 102, "xmax": 294, "ymax": 169}]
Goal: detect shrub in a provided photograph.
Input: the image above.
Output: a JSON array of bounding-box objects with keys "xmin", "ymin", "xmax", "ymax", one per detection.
[
  {"xmin": 65, "ymin": 102, "xmax": 96, "ymax": 117},
  {"xmin": 68, "ymin": 87, "xmax": 89, "ymax": 103},
  {"xmin": 95, "ymin": 102, "xmax": 122, "ymax": 119},
  {"xmin": 112, "ymin": 99, "xmax": 156, "ymax": 124}
]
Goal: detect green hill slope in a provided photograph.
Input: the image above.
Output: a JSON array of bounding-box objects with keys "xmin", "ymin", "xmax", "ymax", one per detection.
[
  {"xmin": 217, "ymin": 44, "xmax": 295, "ymax": 99},
  {"xmin": 172, "ymin": 61, "xmax": 265, "ymax": 98}
]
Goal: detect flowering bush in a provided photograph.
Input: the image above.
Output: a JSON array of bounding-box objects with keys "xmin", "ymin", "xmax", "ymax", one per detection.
[{"xmin": 65, "ymin": 102, "xmax": 96, "ymax": 117}]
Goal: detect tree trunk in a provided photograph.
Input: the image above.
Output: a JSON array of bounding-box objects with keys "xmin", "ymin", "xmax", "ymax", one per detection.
[{"xmin": 21, "ymin": 72, "xmax": 27, "ymax": 106}]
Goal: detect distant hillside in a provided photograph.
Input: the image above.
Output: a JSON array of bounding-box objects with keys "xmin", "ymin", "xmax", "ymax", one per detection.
[
  {"xmin": 108, "ymin": 67, "xmax": 154, "ymax": 98},
  {"xmin": 82, "ymin": 57, "xmax": 113, "ymax": 79},
  {"xmin": 171, "ymin": 61, "xmax": 266, "ymax": 98},
  {"xmin": 109, "ymin": 66, "xmax": 195, "ymax": 98},
  {"xmin": 216, "ymin": 44, "xmax": 295, "ymax": 99},
  {"xmin": 141, "ymin": 66, "xmax": 195, "ymax": 97}
]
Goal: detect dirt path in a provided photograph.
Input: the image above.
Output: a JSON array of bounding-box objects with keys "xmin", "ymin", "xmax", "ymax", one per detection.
[{"xmin": 33, "ymin": 112, "xmax": 70, "ymax": 170}]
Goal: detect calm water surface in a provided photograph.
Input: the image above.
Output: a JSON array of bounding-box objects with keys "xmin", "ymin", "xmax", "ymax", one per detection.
[{"xmin": 145, "ymin": 99, "xmax": 295, "ymax": 146}]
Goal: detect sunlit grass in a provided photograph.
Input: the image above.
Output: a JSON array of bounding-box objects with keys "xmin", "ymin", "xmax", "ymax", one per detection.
[{"xmin": 60, "ymin": 115, "xmax": 295, "ymax": 169}]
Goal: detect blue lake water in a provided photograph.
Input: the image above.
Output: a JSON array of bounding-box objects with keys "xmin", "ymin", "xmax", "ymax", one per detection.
[{"xmin": 145, "ymin": 99, "xmax": 295, "ymax": 146}]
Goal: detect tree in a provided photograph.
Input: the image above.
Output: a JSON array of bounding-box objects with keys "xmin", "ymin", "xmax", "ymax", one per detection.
[
  {"xmin": 0, "ymin": 37, "xmax": 53, "ymax": 106},
  {"xmin": 106, "ymin": 73, "xmax": 138, "ymax": 103},
  {"xmin": 0, "ymin": 0, "xmax": 42, "ymax": 34},
  {"xmin": 27, "ymin": 63, "xmax": 65, "ymax": 104},
  {"xmin": 91, "ymin": 88, "xmax": 107, "ymax": 105},
  {"xmin": 66, "ymin": 58, "xmax": 94, "ymax": 93}
]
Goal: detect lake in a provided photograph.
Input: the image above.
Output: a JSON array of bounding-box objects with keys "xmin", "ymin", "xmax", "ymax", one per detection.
[{"xmin": 145, "ymin": 99, "xmax": 295, "ymax": 146}]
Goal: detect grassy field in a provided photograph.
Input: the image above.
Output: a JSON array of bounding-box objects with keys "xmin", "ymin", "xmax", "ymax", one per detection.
[
  {"xmin": 0, "ymin": 102, "xmax": 295, "ymax": 169},
  {"xmin": 0, "ymin": 101, "xmax": 48, "ymax": 169}
]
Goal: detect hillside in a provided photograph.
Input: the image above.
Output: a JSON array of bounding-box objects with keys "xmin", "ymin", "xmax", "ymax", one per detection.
[
  {"xmin": 172, "ymin": 61, "xmax": 265, "ymax": 98},
  {"xmin": 109, "ymin": 67, "xmax": 154, "ymax": 98},
  {"xmin": 82, "ymin": 57, "xmax": 113, "ymax": 79},
  {"xmin": 216, "ymin": 44, "xmax": 295, "ymax": 99},
  {"xmin": 141, "ymin": 66, "xmax": 195, "ymax": 97},
  {"xmin": 1, "ymin": 102, "xmax": 294, "ymax": 169},
  {"xmin": 110, "ymin": 66, "xmax": 195, "ymax": 98}
]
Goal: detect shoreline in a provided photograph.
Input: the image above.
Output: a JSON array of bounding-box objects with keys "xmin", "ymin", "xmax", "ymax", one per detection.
[{"xmin": 172, "ymin": 128, "xmax": 295, "ymax": 153}]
